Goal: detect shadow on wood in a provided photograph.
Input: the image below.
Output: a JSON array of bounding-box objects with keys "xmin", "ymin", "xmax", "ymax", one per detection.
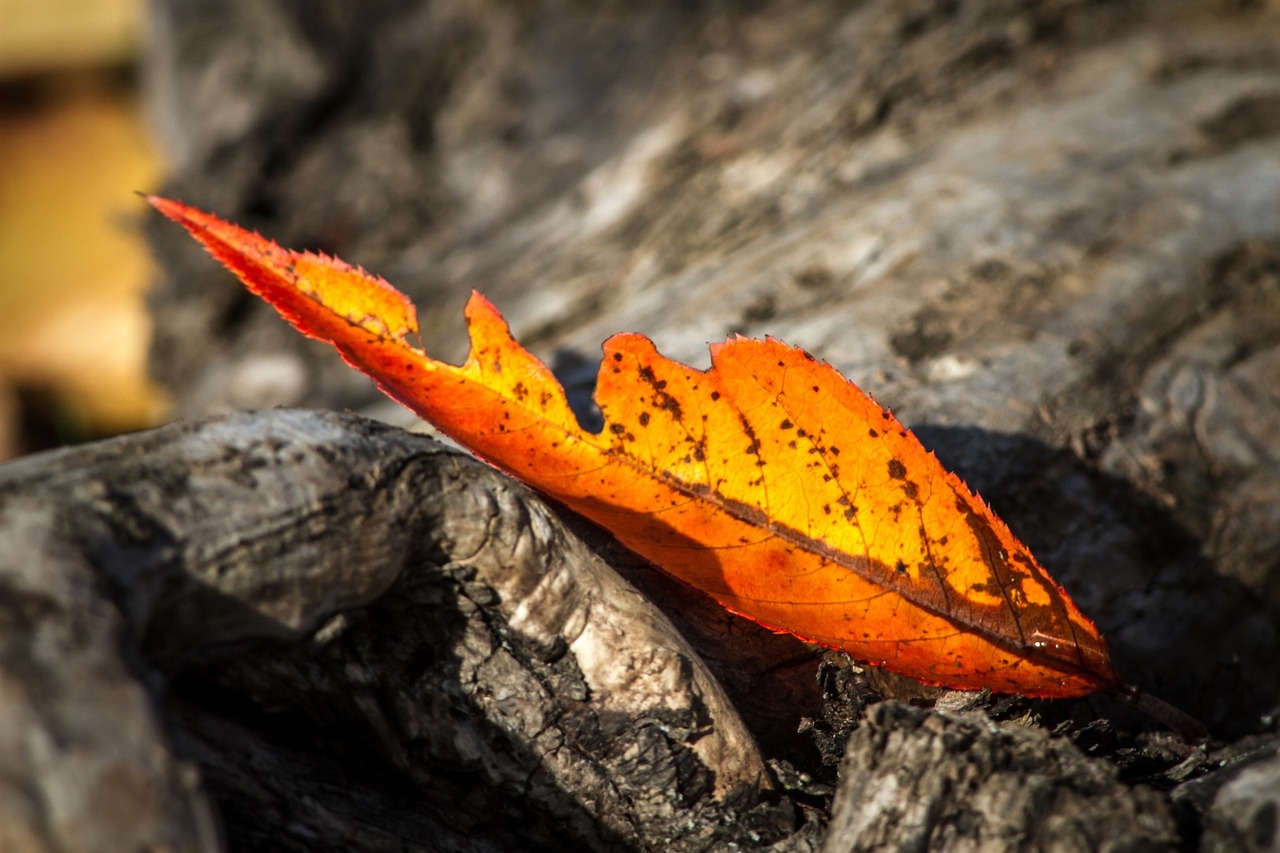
[{"xmin": 0, "ymin": 410, "xmax": 777, "ymax": 851}]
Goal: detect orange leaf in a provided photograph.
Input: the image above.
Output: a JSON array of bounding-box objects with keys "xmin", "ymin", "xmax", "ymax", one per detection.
[{"xmin": 149, "ymin": 196, "xmax": 1121, "ymax": 698}]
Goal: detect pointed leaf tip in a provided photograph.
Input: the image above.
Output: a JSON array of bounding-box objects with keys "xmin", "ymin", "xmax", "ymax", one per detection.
[{"xmin": 147, "ymin": 195, "xmax": 420, "ymax": 344}]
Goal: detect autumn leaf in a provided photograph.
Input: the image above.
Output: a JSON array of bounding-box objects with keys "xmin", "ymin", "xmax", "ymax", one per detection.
[{"xmin": 148, "ymin": 196, "xmax": 1122, "ymax": 699}]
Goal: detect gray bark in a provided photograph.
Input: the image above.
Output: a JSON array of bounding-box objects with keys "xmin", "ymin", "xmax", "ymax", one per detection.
[
  {"xmin": 0, "ymin": 410, "xmax": 775, "ymax": 851},
  {"xmin": 144, "ymin": 1, "xmax": 1280, "ymax": 732},
  {"xmin": 825, "ymin": 702, "xmax": 1178, "ymax": 852},
  {"xmin": 10, "ymin": 0, "xmax": 1275, "ymax": 848}
]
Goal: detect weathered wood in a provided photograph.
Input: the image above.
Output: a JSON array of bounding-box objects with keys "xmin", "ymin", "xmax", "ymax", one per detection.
[
  {"xmin": 145, "ymin": 0, "xmax": 1280, "ymax": 730},
  {"xmin": 0, "ymin": 410, "xmax": 775, "ymax": 851},
  {"xmin": 92, "ymin": 0, "xmax": 1280, "ymax": 847},
  {"xmin": 824, "ymin": 702, "xmax": 1177, "ymax": 852}
]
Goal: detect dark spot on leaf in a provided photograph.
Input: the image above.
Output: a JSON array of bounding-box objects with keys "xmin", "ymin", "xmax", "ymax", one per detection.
[
  {"xmin": 780, "ymin": 419, "xmax": 794, "ymax": 430},
  {"xmin": 610, "ymin": 423, "xmax": 626, "ymax": 435},
  {"xmin": 739, "ymin": 414, "xmax": 763, "ymax": 458},
  {"xmin": 639, "ymin": 365, "xmax": 683, "ymax": 420},
  {"xmin": 639, "ymin": 411, "xmax": 650, "ymax": 426},
  {"xmin": 888, "ymin": 459, "xmax": 907, "ymax": 479}
]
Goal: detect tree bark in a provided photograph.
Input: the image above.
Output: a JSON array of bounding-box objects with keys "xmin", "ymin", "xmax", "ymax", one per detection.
[
  {"xmin": 825, "ymin": 702, "xmax": 1177, "ymax": 852},
  {"xmin": 0, "ymin": 410, "xmax": 776, "ymax": 851},
  {"xmin": 16, "ymin": 0, "xmax": 1276, "ymax": 848}
]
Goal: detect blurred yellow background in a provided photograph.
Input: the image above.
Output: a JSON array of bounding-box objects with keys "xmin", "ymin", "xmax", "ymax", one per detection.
[{"xmin": 0, "ymin": 0, "xmax": 166, "ymax": 458}]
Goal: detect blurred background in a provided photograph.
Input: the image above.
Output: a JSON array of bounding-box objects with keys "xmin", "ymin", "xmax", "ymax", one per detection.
[{"xmin": 0, "ymin": 0, "xmax": 165, "ymax": 459}]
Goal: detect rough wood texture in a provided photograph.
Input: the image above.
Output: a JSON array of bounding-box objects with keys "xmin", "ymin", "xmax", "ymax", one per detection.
[
  {"xmin": 12, "ymin": 0, "xmax": 1274, "ymax": 848},
  {"xmin": 0, "ymin": 411, "xmax": 777, "ymax": 851},
  {"xmin": 144, "ymin": 0, "xmax": 1280, "ymax": 725},
  {"xmin": 825, "ymin": 702, "xmax": 1178, "ymax": 852}
]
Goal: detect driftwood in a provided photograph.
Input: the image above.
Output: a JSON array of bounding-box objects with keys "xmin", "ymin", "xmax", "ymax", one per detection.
[
  {"xmin": 0, "ymin": 410, "xmax": 779, "ymax": 851},
  {"xmin": 3, "ymin": 409, "xmax": 1275, "ymax": 851},
  {"xmin": 826, "ymin": 702, "xmax": 1177, "ymax": 852},
  {"xmin": 6, "ymin": 0, "xmax": 1280, "ymax": 849}
]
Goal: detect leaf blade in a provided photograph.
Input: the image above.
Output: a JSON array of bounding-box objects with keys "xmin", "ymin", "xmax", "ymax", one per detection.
[{"xmin": 151, "ymin": 196, "xmax": 1121, "ymax": 698}]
